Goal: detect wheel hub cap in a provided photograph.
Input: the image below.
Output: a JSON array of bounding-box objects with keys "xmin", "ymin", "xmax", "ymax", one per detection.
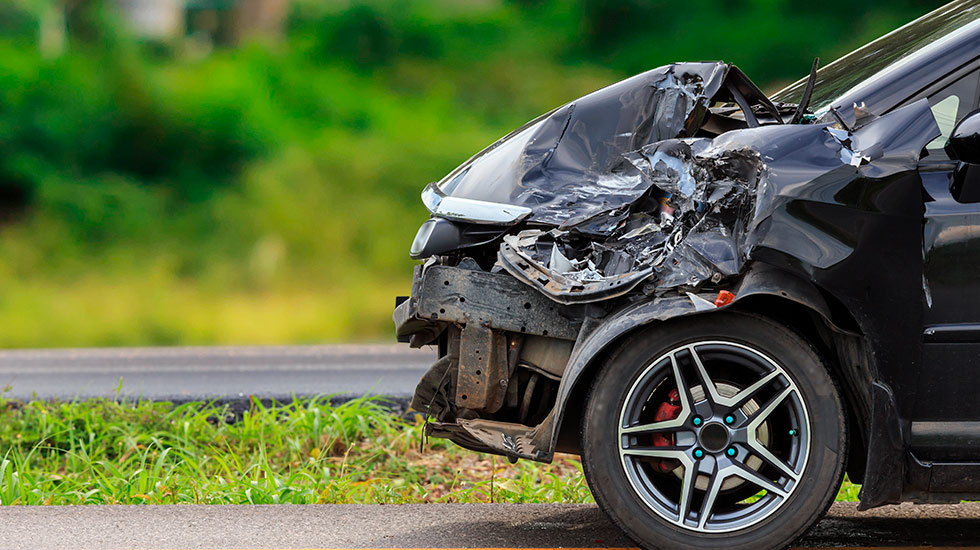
[{"xmin": 698, "ymin": 422, "xmax": 730, "ymax": 453}]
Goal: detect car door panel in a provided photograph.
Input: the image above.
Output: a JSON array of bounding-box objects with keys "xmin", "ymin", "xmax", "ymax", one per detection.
[
  {"xmin": 912, "ymin": 64, "xmax": 980, "ymax": 460},
  {"xmin": 916, "ymin": 162, "xmax": 980, "ymax": 458}
]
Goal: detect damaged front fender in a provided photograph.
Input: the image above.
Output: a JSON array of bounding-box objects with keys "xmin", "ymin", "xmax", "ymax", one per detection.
[{"xmin": 544, "ymin": 264, "xmax": 859, "ymax": 455}]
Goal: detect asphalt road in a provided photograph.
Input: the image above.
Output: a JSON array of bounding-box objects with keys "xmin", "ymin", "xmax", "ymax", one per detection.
[
  {"xmin": 3, "ymin": 502, "xmax": 980, "ymax": 549},
  {"xmin": 1, "ymin": 348, "xmax": 980, "ymax": 548},
  {"xmin": 0, "ymin": 345, "xmax": 434, "ymax": 402}
]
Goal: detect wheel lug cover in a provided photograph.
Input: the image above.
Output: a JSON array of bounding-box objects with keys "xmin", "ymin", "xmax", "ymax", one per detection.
[
  {"xmin": 694, "ymin": 449, "xmax": 704, "ymax": 458},
  {"xmin": 725, "ymin": 415, "xmax": 735, "ymax": 424},
  {"xmin": 727, "ymin": 447, "xmax": 736, "ymax": 457},
  {"xmin": 693, "ymin": 416, "xmax": 703, "ymax": 426}
]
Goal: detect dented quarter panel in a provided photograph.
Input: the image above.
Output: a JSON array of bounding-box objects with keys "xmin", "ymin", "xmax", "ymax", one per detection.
[
  {"xmin": 746, "ymin": 102, "xmax": 939, "ymax": 448},
  {"xmin": 574, "ymin": 102, "xmax": 936, "ymax": 495}
]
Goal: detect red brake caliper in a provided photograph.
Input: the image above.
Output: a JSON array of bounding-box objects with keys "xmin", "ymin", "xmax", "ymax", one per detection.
[{"xmin": 651, "ymin": 388, "xmax": 682, "ymax": 473}]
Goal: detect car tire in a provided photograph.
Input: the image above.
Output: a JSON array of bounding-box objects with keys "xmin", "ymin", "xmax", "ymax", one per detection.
[{"xmin": 581, "ymin": 312, "xmax": 846, "ymax": 550}]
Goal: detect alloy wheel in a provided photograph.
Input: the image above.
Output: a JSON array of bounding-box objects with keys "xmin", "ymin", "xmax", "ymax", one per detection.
[{"xmin": 617, "ymin": 340, "xmax": 811, "ymax": 533}]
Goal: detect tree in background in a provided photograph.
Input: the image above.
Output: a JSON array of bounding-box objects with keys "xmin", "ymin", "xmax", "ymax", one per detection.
[{"xmin": 0, "ymin": 0, "xmax": 950, "ymax": 346}]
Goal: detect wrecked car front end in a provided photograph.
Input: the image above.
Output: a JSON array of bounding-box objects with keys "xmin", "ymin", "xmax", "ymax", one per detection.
[{"xmin": 395, "ymin": 59, "xmax": 940, "ymax": 501}]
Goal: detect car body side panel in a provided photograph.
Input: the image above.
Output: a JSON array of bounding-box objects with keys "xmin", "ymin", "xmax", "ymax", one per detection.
[{"xmin": 919, "ymin": 169, "xmax": 980, "ymax": 422}]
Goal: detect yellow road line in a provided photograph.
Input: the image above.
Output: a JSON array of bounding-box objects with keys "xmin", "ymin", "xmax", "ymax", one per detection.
[{"xmin": 152, "ymin": 547, "xmax": 980, "ymax": 550}]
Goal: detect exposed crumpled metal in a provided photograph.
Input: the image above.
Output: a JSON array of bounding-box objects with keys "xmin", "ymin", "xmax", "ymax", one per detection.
[
  {"xmin": 426, "ymin": 61, "xmax": 942, "ymax": 304},
  {"xmin": 435, "ymin": 63, "xmax": 730, "ymax": 228},
  {"xmin": 497, "ymin": 99, "xmax": 939, "ymax": 303}
]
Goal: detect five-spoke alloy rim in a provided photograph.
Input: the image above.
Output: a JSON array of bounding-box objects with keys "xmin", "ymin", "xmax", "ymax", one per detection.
[{"xmin": 617, "ymin": 340, "xmax": 811, "ymax": 533}]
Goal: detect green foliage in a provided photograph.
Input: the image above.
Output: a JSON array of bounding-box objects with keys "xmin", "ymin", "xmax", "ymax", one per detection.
[
  {"xmin": 0, "ymin": 0, "xmax": 945, "ymax": 346},
  {"xmin": 569, "ymin": 0, "xmax": 941, "ymax": 83},
  {"xmin": 0, "ymin": 396, "xmax": 594, "ymax": 504},
  {"xmin": 0, "ymin": 44, "xmax": 268, "ymax": 202},
  {"xmin": 0, "ymin": 395, "xmax": 857, "ymax": 504}
]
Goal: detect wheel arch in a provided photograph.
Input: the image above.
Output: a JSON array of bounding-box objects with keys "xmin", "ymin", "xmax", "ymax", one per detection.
[{"xmin": 552, "ymin": 266, "xmax": 872, "ymax": 483}]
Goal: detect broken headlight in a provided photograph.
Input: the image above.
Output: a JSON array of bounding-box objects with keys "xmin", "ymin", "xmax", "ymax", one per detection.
[
  {"xmin": 410, "ymin": 218, "xmax": 462, "ymax": 260},
  {"xmin": 410, "ymin": 217, "xmax": 511, "ymax": 261}
]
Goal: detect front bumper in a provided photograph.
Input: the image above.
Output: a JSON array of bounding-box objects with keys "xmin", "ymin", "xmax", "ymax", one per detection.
[
  {"xmin": 393, "ymin": 263, "xmax": 584, "ymax": 347},
  {"xmin": 393, "ymin": 265, "xmax": 441, "ymax": 347},
  {"xmin": 394, "ymin": 262, "xmax": 587, "ymax": 462}
]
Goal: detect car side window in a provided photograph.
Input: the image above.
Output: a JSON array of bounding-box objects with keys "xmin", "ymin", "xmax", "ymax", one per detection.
[
  {"xmin": 927, "ymin": 95, "xmax": 961, "ymax": 149},
  {"xmin": 924, "ymin": 68, "xmax": 980, "ymax": 151}
]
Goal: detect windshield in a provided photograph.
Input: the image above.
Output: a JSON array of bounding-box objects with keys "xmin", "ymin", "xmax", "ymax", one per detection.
[{"xmin": 771, "ymin": 0, "xmax": 980, "ymax": 111}]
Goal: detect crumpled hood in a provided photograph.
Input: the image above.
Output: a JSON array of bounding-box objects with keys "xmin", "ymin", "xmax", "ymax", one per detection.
[
  {"xmin": 422, "ymin": 61, "xmax": 942, "ymax": 306},
  {"xmin": 493, "ymin": 98, "xmax": 940, "ymax": 304},
  {"xmin": 432, "ymin": 62, "xmax": 731, "ymax": 227}
]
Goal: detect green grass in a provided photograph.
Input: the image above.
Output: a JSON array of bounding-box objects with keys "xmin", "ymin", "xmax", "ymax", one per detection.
[
  {"xmin": 836, "ymin": 475, "xmax": 862, "ymax": 502},
  {"xmin": 0, "ymin": 395, "xmax": 591, "ymax": 504},
  {"xmin": 0, "ymin": 394, "xmax": 858, "ymax": 505}
]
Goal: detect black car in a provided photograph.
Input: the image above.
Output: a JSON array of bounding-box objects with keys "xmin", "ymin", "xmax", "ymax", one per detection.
[{"xmin": 394, "ymin": 2, "xmax": 980, "ymax": 549}]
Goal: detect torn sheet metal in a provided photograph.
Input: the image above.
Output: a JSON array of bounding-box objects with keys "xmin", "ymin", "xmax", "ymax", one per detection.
[
  {"xmin": 498, "ymin": 98, "xmax": 939, "ymax": 304},
  {"xmin": 498, "ymin": 230, "xmax": 653, "ymax": 304},
  {"xmin": 425, "ymin": 414, "xmax": 554, "ymax": 461},
  {"xmin": 433, "ymin": 62, "xmax": 731, "ymax": 228},
  {"xmin": 421, "ymin": 57, "xmax": 944, "ymax": 306}
]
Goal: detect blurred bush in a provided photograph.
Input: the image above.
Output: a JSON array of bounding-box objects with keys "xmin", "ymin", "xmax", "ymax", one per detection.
[{"xmin": 0, "ymin": 0, "xmax": 942, "ymax": 346}]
